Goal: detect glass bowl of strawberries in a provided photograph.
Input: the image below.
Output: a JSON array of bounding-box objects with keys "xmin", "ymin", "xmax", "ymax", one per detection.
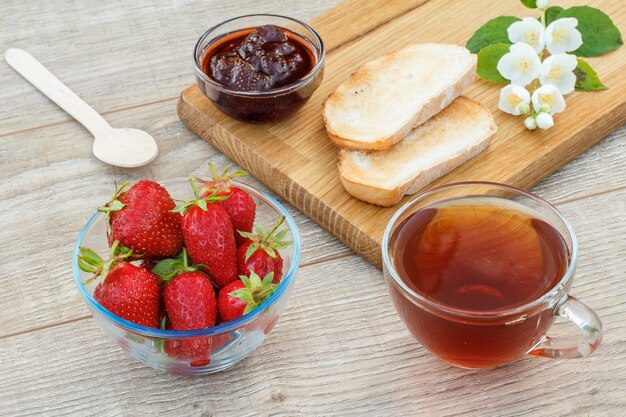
[{"xmin": 72, "ymin": 167, "xmax": 301, "ymax": 375}]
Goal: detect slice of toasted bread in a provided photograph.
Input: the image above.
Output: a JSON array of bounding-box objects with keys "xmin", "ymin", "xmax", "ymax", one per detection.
[
  {"xmin": 323, "ymin": 43, "xmax": 477, "ymax": 151},
  {"xmin": 338, "ymin": 97, "xmax": 497, "ymax": 207}
]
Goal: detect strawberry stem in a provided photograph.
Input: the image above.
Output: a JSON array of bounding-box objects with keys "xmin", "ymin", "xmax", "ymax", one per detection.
[
  {"xmin": 189, "ymin": 175, "xmax": 201, "ymax": 199},
  {"xmin": 209, "ymin": 163, "xmax": 221, "ymax": 182},
  {"xmin": 266, "ymin": 216, "xmax": 285, "ymax": 239}
]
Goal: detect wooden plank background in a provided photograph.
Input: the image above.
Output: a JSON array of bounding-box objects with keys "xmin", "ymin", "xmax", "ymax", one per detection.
[{"xmin": 0, "ymin": 1, "xmax": 624, "ymax": 416}]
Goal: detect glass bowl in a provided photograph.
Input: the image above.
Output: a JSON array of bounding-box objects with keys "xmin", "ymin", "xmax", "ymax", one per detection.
[
  {"xmin": 193, "ymin": 14, "xmax": 325, "ymax": 122},
  {"xmin": 72, "ymin": 177, "xmax": 301, "ymax": 375}
]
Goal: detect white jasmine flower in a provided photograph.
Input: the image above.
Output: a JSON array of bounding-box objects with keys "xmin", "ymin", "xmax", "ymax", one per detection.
[
  {"xmin": 497, "ymin": 43, "xmax": 542, "ymax": 86},
  {"xmin": 536, "ymin": 112, "xmax": 555, "ymax": 129},
  {"xmin": 546, "ymin": 18, "xmax": 583, "ymax": 55},
  {"xmin": 536, "ymin": 0, "xmax": 549, "ymax": 9},
  {"xmin": 508, "ymin": 17, "xmax": 545, "ymax": 54},
  {"xmin": 539, "ymin": 54, "xmax": 578, "ymax": 94},
  {"xmin": 524, "ymin": 116, "xmax": 538, "ymax": 130},
  {"xmin": 498, "ymin": 85, "xmax": 531, "ymax": 115},
  {"xmin": 532, "ymin": 85, "xmax": 566, "ymax": 115}
]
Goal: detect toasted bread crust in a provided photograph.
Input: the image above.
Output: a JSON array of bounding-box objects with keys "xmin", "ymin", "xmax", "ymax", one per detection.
[
  {"xmin": 323, "ymin": 43, "xmax": 477, "ymax": 151},
  {"xmin": 338, "ymin": 97, "xmax": 497, "ymax": 207}
]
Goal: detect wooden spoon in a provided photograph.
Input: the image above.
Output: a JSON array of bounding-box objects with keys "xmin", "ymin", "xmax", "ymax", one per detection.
[{"xmin": 4, "ymin": 48, "xmax": 158, "ymax": 167}]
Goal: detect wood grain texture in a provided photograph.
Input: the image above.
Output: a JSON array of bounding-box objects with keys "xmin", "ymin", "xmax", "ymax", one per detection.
[
  {"xmin": 177, "ymin": 0, "xmax": 626, "ymax": 268},
  {"xmin": 1, "ymin": 191, "xmax": 624, "ymax": 417}
]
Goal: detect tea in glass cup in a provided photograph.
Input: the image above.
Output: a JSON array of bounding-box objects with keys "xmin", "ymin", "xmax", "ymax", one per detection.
[{"xmin": 382, "ymin": 182, "xmax": 602, "ymax": 368}]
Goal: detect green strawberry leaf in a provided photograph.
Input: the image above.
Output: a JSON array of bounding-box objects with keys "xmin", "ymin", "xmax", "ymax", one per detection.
[
  {"xmin": 249, "ymin": 271, "xmax": 262, "ymax": 288},
  {"xmin": 520, "ymin": 0, "xmax": 537, "ymax": 8},
  {"xmin": 556, "ymin": 6, "xmax": 623, "ymax": 57},
  {"xmin": 78, "ymin": 247, "xmax": 103, "ymax": 266},
  {"xmin": 152, "ymin": 258, "xmax": 185, "ymax": 279},
  {"xmin": 476, "ymin": 43, "xmax": 510, "ymax": 83},
  {"xmin": 245, "ymin": 242, "xmax": 257, "ymax": 262},
  {"xmin": 544, "ymin": 6, "xmax": 564, "ymax": 26},
  {"xmin": 263, "ymin": 246, "xmax": 277, "ymax": 259},
  {"xmin": 273, "ymin": 229, "xmax": 288, "ymax": 242},
  {"xmin": 230, "ymin": 288, "xmax": 254, "ymax": 304},
  {"xmin": 466, "ymin": 16, "xmax": 520, "ymax": 54},
  {"xmin": 262, "ymin": 272, "xmax": 274, "ymax": 286},
  {"xmin": 240, "ymin": 275, "xmax": 251, "ymax": 288},
  {"xmin": 574, "ymin": 58, "xmax": 607, "ymax": 91},
  {"xmin": 243, "ymin": 302, "xmax": 258, "ymax": 315},
  {"xmin": 238, "ymin": 230, "xmax": 256, "ymax": 240},
  {"xmin": 77, "ymin": 257, "xmax": 98, "ymax": 273}
]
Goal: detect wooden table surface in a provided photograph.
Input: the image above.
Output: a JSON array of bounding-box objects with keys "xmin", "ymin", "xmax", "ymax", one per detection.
[{"xmin": 0, "ymin": 1, "xmax": 624, "ymax": 416}]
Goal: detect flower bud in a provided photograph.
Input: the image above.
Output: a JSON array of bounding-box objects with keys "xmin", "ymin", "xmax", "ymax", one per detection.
[
  {"xmin": 536, "ymin": 112, "xmax": 555, "ymax": 129},
  {"xmin": 524, "ymin": 116, "xmax": 538, "ymax": 130},
  {"xmin": 519, "ymin": 103, "xmax": 531, "ymax": 115},
  {"xmin": 540, "ymin": 104, "xmax": 551, "ymax": 114},
  {"xmin": 537, "ymin": 0, "xmax": 549, "ymax": 9}
]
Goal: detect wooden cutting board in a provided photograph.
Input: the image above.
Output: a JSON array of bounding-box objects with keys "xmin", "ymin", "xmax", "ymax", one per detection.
[{"xmin": 178, "ymin": 0, "xmax": 626, "ymax": 268}]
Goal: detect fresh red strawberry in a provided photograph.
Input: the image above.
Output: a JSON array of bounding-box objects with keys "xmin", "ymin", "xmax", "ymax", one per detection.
[
  {"xmin": 199, "ymin": 164, "xmax": 256, "ymax": 246},
  {"xmin": 78, "ymin": 241, "xmax": 160, "ymax": 328},
  {"xmin": 154, "ymin": 250, "xmax": 217, "ymax": 362},
  {"xmin": 163, "ymin": 271, "xmax": 217, "ymax": 329},
  {"xmin": 99, "ymin": 180, "xmax": 183, "ymax": 258},
  {"xmin": 237, "ymin": 216, "xmax": 291, "ymax": 284},
  {"xmin": 175, "ymin": 176, "xmax": 238, "ymax": 288},
  {"xmin": 217, "ymin": 271, "xmax": 278, "ymax": 323}
]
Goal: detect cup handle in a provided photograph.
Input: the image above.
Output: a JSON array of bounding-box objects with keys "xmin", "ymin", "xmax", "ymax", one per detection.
[{"xmin": 527, "ymin": 295, "xmax": 603, "ymax": 359}]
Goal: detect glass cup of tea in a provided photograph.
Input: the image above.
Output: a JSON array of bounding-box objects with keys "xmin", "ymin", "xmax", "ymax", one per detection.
[{"xmin": 382, "ymin": 182, "xmax": 602, "ymax": 369}]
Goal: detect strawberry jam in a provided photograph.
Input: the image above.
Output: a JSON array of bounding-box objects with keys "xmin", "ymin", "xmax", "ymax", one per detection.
[
  {"xmin": 203, "ymin": 25, "xmax": 314, "ymax": 92},
  {"xmin": 196, "ymin": 24, "xmax": 323, "ymax": 122}
]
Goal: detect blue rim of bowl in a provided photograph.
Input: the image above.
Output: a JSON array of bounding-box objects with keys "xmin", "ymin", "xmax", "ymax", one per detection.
[
  {"xmin": 192, "ymin": 13, "xmax": 326, "ymax": 97},
  {"xmin": 72, "ymin": 179, "xmax": 301, "ymax": 338}
]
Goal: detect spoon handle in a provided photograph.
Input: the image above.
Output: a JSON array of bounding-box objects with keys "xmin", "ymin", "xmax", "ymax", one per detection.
[{"xmin": 5, "ymin": 48, "xmax": 112, "ymax": 136}]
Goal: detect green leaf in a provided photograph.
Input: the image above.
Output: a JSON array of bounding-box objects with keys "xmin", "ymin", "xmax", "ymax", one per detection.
[
  {"xmin": 78, "ymin": 246, "xmax": 103, "ymax": 266},
  {"xmin": 109, "ymin": 200, "xmax": 125, "ymax": 212},
  {"xmin": 152, "ymin": 258, "xmax": 184, "ymax": 279},
  {"xmin": 466, "ymin": 16, "xmax": 520, "ymax": 54},
  {"xmin": 273, "ymin": 229, "xmax": 288, "ymax": 243},
  {"xmin": 245, "ymin": 243, "xmax": 257, "ymax": 262},
  {"xmin": 249, "ymin": 271, "xmax": 262, "ymax": 288},
  {"xmin": 263, "ymin": 246, "xmax": 277, "ymax": 259},
  {"xmin": 544, "ymin": 6, "xmax": 564, "ymax": 26},
  {"xmin": 240, "ymin": 275, "xmax": 251, "ymax": 288},
  {"xmin": 243, "ymin": 302, "xmax": 258, "ymax": 315},
  {"xmin": 230, "ymin": 288, "xmax": 253, "ymax": 303},
  {"xmin": 520, "ymin": 0, "xmax": 537, "ymax": 8},
  {"xmin": 557, "ymin": 6, "xmax": 623, "ymax": 57},
  {"xmin": 476, "ymin": 43, "xmax": 510, "ymax": 83},
  {"xmin": 262, "ymin": 272, "xmax": 274, "ymax": 286},
  {"xmin": 574, "ymin": 58, "xmax": 607, "ymax": 91}
]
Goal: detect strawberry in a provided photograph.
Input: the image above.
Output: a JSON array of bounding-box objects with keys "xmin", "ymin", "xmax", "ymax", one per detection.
[
  {"xmin": 78, "ymin": 241, "xmax": 161, "ymax": 328},
  {"xmin": 99, "ymin": 180, "xmax": 183, "ymax": 259},
  {"xmin": 154, "ymin": 250, "xmax": 217, "ymax": 362},
  {"xmin": 199, "ymin": 164, "xmax": 256, "ymax": 246},
  {"xmin": 217, "ymin": 271, "xmax": 278, "ymax": 323},
  {"xmin": 237, "ymin": 216, "xmax": 291, "ymax": 284},
  {"xmin": 175, "ymin": 176, "xmax": 238, "ymax": 288}
]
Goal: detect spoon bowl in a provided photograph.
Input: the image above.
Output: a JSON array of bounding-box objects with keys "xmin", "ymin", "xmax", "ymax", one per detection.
[{"xmin": 93, "ymin": 128, "xmax": 158, "ymax": 168}]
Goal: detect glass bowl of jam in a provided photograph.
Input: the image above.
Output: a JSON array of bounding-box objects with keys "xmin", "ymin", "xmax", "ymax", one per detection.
[{"xmin": 193, "ymin": 14, "xmax": 325, "ymax": 122}]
